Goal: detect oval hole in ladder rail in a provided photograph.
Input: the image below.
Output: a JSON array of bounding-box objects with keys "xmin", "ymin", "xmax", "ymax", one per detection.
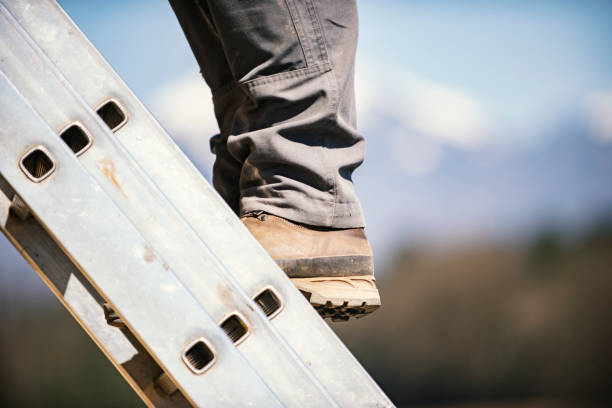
[
  {"xmin": 253, "ymin": 287, "xmax": 283, "ymax": 319},
  {"xmin": 219, "ymin": 313, "xmax": 249, "ymax": 345},
  {"xmin": 182, "ymin": 338, "xmax": 216, "ymax": 375},
  {"xmin": 19, "ymin": 145, "xmax": 56, "ymax": 182},
  {"xmin": 59, "ymin": 123, "xmax": 93, "ymax": 156},
  {"xmin": 96, "ymin": 99, "xmax": 127, "ymax": 132}
]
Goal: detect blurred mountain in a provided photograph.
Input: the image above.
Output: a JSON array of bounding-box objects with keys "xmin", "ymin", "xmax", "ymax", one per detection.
[{"xmin": 357, "ymin": 115, "xmax": 612, "ymax": 269}]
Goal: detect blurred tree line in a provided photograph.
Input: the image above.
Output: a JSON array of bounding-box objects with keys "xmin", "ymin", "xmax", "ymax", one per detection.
[
  {"xmin": 334, "ymin": 214, "xmax": 612, "ymax": 407},
  {"xmin": 1, "ymin": 215, "xmax": 611, "ymax": 407}
]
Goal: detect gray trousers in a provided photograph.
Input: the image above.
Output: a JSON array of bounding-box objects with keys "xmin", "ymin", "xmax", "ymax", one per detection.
[{"xmin": 169, "ymin": 0, "xmax": 365, "ymax": 228}]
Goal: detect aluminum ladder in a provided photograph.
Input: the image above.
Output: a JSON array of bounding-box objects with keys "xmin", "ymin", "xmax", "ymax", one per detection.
[{"xmin": 0, "ymin": 1, "xmax": 394, "ymax": 406}]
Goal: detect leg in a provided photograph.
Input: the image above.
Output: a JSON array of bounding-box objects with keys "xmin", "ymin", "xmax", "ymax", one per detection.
[
  {"xmin": 168, "ymin": 0, "xmax": 243, "ymax": 214},
  {"xmin": 170, "ymin": 0, "xmax": 365, "ymax": 228},
  {"xmin": 169, "ymin": 0, "xmax": 380, "ymax": 319}
]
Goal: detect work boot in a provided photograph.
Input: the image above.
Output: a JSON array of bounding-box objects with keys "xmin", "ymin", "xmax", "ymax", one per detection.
[{"xmin": 242, "ymin": 211, "xmax": 381, "ymax": 321}]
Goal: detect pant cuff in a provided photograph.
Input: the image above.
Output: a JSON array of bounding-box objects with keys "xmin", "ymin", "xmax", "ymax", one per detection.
[{"xmin": 240, "ymin": 195, "xmax": 365, "ymax": 229}]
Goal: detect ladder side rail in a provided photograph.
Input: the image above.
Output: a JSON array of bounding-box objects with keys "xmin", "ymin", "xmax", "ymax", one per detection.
[
  {"xmin": 0, "ymin": 9, "xmax": 337, "ymax": 406},
  {"xmin": 0, "ymin": 176, "xmax": 190, "ymax": 408},
  {"xmin": 2, "ymin": 0, "xmax": 394, "ymax": 405},
  {"xmin": 0, "ymin": 75, "xmax": 283, "ymax": 408}
]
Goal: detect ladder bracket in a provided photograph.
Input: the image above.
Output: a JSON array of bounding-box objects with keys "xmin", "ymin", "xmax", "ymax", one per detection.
[{"xmin": 10, "ymin": 194, "xmax": 30, "ymax": 221}]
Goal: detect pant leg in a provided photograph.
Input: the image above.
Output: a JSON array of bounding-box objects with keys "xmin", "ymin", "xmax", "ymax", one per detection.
[
  {"xmin": 169, "ymin": 0, "xmax": 242, "ymax": 214},
  {"xmin": 170, "ymin": 0, "xmax": 365, "ymax": 228}
]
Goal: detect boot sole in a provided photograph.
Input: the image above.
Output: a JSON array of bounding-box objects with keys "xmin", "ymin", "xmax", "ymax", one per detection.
[{"xmin": 290, "ymin": 275, "xmax": 381, "ymax": 322}]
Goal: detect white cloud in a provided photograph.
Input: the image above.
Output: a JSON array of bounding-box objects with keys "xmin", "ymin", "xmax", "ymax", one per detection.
[
  {"xmin": 388, "ymin": 129, "xmax": 445, "ymax": 177},
  {"xmin": 145, "ymin": 71, "xmax": 219, "ymax": 173},
  {"xmin": 355, "ymin": 61, "xmax": 491, "ymax": 176},
  {"xmin": 356, "ymin": 62, "xmax": 490, "ymax": 149},
  {"xmin": 584, "ymin": 90, "xmax": 612, "ymax": 143},
  {"xmin": 400, "ymin": 82, "xmax": 489, "ymax": 148}
]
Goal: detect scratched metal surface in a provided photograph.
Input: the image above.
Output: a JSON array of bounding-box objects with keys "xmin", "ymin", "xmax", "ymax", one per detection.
[
  {"xmin": 0, "ymin": 0, "xmax": 394, "ymax": 406},
  {"xmin": 0, "ymin": 72, "xmax": 284, "ymax": 407},
  {"xmin": 0, "ymin": 5, "xmax": 336, "ymax": 406},
  {"xmin": 0, "ymin": 172, "xmax": 192, "ymax": 408}
]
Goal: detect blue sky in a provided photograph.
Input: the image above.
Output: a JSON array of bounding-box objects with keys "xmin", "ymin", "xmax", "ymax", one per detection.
[
  {"xmin": 57, "ymin": 0, "xmax": 612, "ymax": 144},
  {"xmin": 1, "ymin": 1, "xmax": 611, "ymax": 294},
  {"xmin": 358, "ymin": 1, "xmax": 612, "ymax": 141}
]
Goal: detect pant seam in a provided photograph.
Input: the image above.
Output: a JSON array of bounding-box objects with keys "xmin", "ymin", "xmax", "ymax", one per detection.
[
  {"xmin": 302, "ymin": 0, "xmax": 338, "ymax": 225},
  {"xmin": 242, "ymin": 62, "xmax": 330, "ymax": 89},
  {"xmin": 283, "ymin": 0, "xmax": 314, "ymax": 67},
  {"xmin": 304, "ymin": 0, "xmax": 330, "ymax": 64},
  {"xmin": 321, "ymin": 71, "xmax": 341, "ymax": 224}
]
